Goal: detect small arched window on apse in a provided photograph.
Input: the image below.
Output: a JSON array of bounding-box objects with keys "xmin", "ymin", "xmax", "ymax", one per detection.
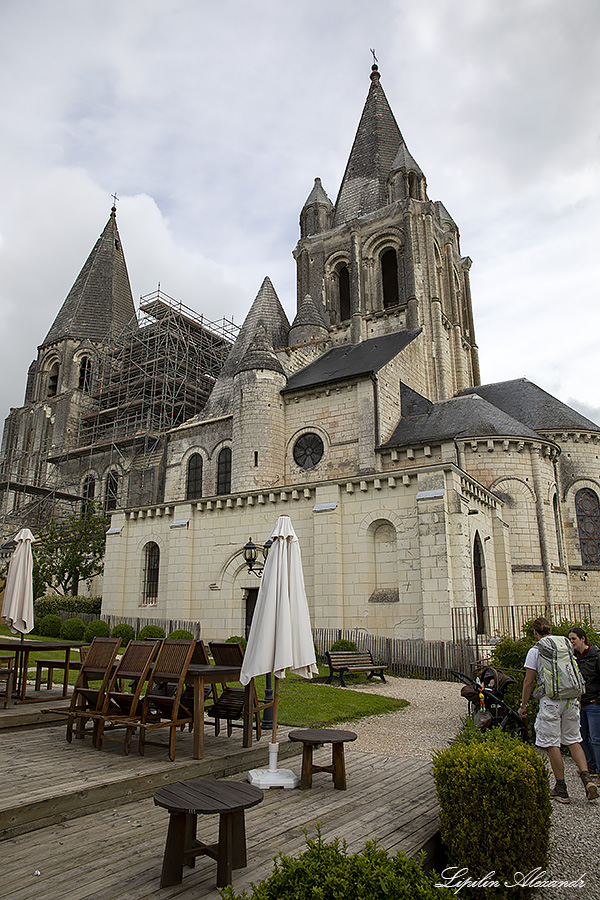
[
  {"xmin": 81, "ymin": 474, "xmax": 95, "ymax": 515},
  {"xmin": 553, "ymin": 494, "xmax": 565, "ymax": 566},
  {"xmin": 105, "ymin": 470, "xmax": 119, "ymax": 511},
  {"xmin": 78, "ymin": 356, "xmax": 92, "ymax": 392},
  {"xmin": 575, "ymin": 488, "xmax": 600, "ymax": 566},
  {"xmin": 143, "ymin": 542, "xmax": 160, "ymax": 605},
  {"xmin": 473, "ymin": 532, "xmax": 487, "ymax": 634},
  {"xmin": 216, "ymin": 447, "xmax": 231, "ymax": 495},
  {"xmin": 47, "ymin": 362, "xmax": 60, "ymax": 397},
  {"xmin": 187, "ymin": 453, "xmax": 203, "ymax": 500},
  {"xmin": 337, "ymin": 264, "xmax": 351, "ymax": 321},
  {"xmin": 381, "ymin": 249, "xmax": 399, "ymax": 309}
]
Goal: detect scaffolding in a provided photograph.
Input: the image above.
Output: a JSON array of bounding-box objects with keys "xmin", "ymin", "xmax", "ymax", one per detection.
[{"xmin": 0, "ymin": 289, "xmax": 238, "ymax": 536}]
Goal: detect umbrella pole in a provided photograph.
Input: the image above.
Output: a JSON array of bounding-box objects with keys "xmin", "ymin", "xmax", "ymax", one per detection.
[{"xmin": 271, "ymin": 676, "xmax": 279, "ymax": 745}]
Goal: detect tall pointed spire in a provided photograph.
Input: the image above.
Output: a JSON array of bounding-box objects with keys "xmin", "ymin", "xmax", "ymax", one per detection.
[
  {"xmin": 41, "ymin": 206, "xmax": 137, "ymax": 347},
  {"xmin": 333, "ymin": 64, "xmax": 404, "ymax": 226}
]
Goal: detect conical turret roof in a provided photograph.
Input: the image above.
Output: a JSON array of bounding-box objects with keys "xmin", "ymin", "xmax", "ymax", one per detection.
[
  {"xmin": 41, "ymin": 207, "xmax": 137, "ymax": 347},
  {"xmin": 291, "ymin": 294, "xmax": 328, "ymax": 330},
  {"xmin": 333, "ymin": 65, "xmax": 412, "ymax": 226}
]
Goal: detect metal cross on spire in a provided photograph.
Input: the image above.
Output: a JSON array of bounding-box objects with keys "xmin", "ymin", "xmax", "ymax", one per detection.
[
  {"xmin": 111, "ymin": 191, "xmax": 119, "ymax": 208},
  {"xmin": 370, "ymin": 48, "xmax": 378, "ymax": 65}
]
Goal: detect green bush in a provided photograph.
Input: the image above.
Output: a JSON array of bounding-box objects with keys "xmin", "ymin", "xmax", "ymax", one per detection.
[
  {"xmin": 138, "ymin": 624, "xmax": 166, "ymax": 640},
  {"xmin": 330, "ymin": 638, "xmax": 358, "ymax": 652},
  {"xmin": 433, "ymin": 729, "xmax": 550, "ymax": 899},
  {"xmin": 168, "ymin": 629, "xmax": 194, "ymax": 640},
  {"xmin": 226, "ymin": 635, "xmax": 247, "ymax": 651},
  {"xmin": 490, "ymin": 634, "xmax": 532, "ymax": 670},
  {"xmin": 59, "ymin": 617, "xmax": 86, "ymax": 640},
  {"xmin": 34, "ymin": 595, "xmax": 102, "ymax": 618},
  {"xmin": 219, "ymin": 828, "xmax": 448, "ymax": 899},
  {"xmin": 39, "ymin": 614, "xmax": 62, "ymax": 637},
  {"xmin": 84, "ymin": 619, "xmax": 110, "ymax": 642},
  {"xmin": 111, "ymin": 623, "xmax": 135, "ymax": 647}
]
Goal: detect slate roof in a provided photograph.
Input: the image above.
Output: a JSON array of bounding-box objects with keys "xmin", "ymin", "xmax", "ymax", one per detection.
[
  {"xmin": 302, "ymin": 177, "xmax": 333, "ymax": 211},
  {"xmin": 282, "ymin": 329, "xmax": 421, "ymax": 394},
  {"xmin": 458, "ymin": 379, "xmax": 600, "ymax": 433},
  {"xmin": 291, "ymin": 294, "xmax": 328, "ymax": 330},
  {"xmin": 333, "ymin": 65, "xmax": 422, "ymax": 226},
  {"xmin": 381, "ymin": 393, "xmax": 541, "ymax": 449},
  {"xmin": 41, "ymin": 208, "xmax": 136, "ymax": 347}
]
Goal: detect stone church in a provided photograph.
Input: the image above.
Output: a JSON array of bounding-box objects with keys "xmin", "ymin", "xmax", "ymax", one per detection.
[{"xmin": 2, "ymin": 64, "xmax": 599, "ymax": 641}]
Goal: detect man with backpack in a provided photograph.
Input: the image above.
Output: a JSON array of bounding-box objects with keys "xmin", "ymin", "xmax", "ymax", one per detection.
[{"xmin": 519, "ymin": 616, "xmax": 598, "ymax": 803}]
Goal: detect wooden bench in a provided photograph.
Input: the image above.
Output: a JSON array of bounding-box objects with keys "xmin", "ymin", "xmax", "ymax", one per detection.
[
  {"xmin": 325, "ymin": 650, "xmax": 387, "ymax": 687},
  {"xmin": 35, "ymin": 646, "xmax": 88, "ymax": 691}
]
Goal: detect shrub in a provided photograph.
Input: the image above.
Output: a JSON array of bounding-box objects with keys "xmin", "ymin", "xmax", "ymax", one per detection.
[
  {"xmin": 138, "ymin": 624, "xmax": 166, "ymax": 640},
  {"xmin": 60, "ymin": 617, "xmax": 86, "ymax": 640},
  {"xmin": 84, "ymin": 619, "xmax": 110, "ymax": 642},
  {"xmin": 34, "ymin": 595, "xmax": 102, "ymax": 618},
  {"xmin": 330, "ymin": 638, "xmax": 358, "ymax": 652},
  {"xmin": 111, "ymin": 623, "xmax": 135, "ymax": 647},
  {"xmin": 490, "ymin": 634, "xmax": 532, "ymax": 670},
  {"xmin": 39, "ymin": 614, "xmax": 62, "ymax": 637},
  {"xmin": 226, "ymin": 635, "xmax": 247, "ymax": 651},
  {"xmin": 219, "ymin": 827, "xmax": 447, "ymax": 899},
  {"xmin": 168, "ymin": 629, "xmax": 194, "ymax": 640},
  {"xmin": 433, "ymin": 729, "xmax": 550, "ymax": 899}
]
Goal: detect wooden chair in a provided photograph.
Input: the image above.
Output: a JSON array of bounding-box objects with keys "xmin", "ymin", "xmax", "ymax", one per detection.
[
  {"xmin": 206, "ymin": 642, "xmax": 264, "ymax": 741},
  {"xmin": 36, "ymin": 645, "xmax": 89, "ymax": 691},
  {"xmin": 0, "ymin": 657, "xmax": 15, "ymax": 709},
  {"xmin": 135, "ymin": 639, "xmax": 196, "ymax": 761},
  {"xmin": 88, "ymin": 639, "xmax": 162, "ymax": 752},
  {"xmin": 65, "ymin": 638, "xmax": 121, "ymax": 742}
]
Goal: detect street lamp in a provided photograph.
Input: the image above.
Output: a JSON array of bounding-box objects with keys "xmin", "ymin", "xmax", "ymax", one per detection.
[{"xmin": 242, "ymin": 535, "xmax": 274, "ymax": 725}]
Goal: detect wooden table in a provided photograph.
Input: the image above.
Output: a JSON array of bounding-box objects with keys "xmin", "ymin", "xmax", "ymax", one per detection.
[
  {"xmin": 185, "ymin": 664, "xmax": 253, "ymax": 760},
  {"xmin": 0, "ymin": 639, "xmax": 84, "ymax": 702},
  {"xmin": 288, "ymin": 728, "xmax": 357, "ymax": 790},
  {"xmin": 154, "ymin": 779, "xmax": 264, "ymax": 888}
]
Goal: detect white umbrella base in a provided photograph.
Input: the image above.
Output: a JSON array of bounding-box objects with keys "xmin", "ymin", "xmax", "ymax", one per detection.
[{"xmin": 247, "ymin": 742, "xmax": 299, "ymax": 790}]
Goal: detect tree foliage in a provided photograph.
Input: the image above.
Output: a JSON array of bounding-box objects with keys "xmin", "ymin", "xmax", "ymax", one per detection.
[{"xmin": 33, "ymin": 503, "xmax": 110, "ymax": 596}]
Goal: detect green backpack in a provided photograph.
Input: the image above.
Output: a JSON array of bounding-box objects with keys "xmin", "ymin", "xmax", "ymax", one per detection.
[{"xmin": 536, "ymin": 635, "xmax": 585, "ymax": 700}]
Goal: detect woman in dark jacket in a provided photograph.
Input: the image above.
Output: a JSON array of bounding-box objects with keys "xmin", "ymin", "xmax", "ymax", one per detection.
[{"xmin": 569, "ymin": 627, "xmax": 600, "ymax": 780}]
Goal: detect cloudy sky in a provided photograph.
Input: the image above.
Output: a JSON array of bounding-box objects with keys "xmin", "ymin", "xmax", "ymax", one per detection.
[{"xmin": 1, "ymin": 0, "xmax": 599, "ymax": 430}]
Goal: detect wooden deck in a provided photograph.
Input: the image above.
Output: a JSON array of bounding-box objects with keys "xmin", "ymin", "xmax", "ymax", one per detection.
[{"xmin": 0, "ymin": 701, "xmax": 441, "ymax": 899}]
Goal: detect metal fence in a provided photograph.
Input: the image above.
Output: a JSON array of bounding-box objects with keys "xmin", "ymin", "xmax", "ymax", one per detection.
[
  {"xmin": 313, "ymin": 627, "xmax": 477, "ymax": 681},
  {"xmin": 452, "ymin": 602, "xmax": 593, "ymax": 647}
]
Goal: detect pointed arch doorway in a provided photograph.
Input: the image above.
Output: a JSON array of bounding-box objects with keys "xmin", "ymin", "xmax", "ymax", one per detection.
[{"xmin": 473, "ymin": 532, "xmax": 487, "ymax": 635}]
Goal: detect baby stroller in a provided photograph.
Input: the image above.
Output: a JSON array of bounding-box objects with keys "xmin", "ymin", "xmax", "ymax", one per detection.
[{"xmin": 451, "ymin": 666, "xmax": 528, "ymax": 741}]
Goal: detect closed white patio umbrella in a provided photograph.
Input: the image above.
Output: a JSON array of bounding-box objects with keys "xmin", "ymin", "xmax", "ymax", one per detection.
[
  {"xmin": 240, "ymin": 514, "xmax": 317, "ymax": 789},
  {"xmin": 2, "ymin": 528, "xmax": 35, "ymax": 636}
]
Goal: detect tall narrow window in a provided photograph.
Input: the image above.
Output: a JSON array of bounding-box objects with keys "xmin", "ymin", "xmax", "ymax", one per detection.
[
  {"xmin": 381, "ymin": 249, "xmax": 399, "ymax": 308},
  {"xmin": 216, "ymin": 447, "xmax": 231, "ymax": 495},
  {"xmin": 474, "ymin": 532, "xmax": 487, "ymax": 634},
  {"xmin": 82, "ymin": 475, "xmax": 95, "ymax": 515},
  {"xmin": 78, "ymin": 356, "xmax": 92, "ymax": 391},
  {"xmin": 553, "ymin": 494, "xmax": 564, "ymax": 566},
  {"xmin": 338, "ymin": 265, "xmax": 351, "ymax": 321},
  {"xmin": 186, "ymin": 453, "xmax": 203, "ymax": 500},
  {"xmin": 143, "ymin": 542, "xmax": 160, "ymax": 605},
  {"xmin": 575, "ymin": 488, "xmax": 600, "ymax": 565},
  {"xmin": 48, "ymin": 362, "xmax": 60, "ymax": 397},
  {"xmin": 105, "ymin": 470, "xmax": 119, "ymax": 511}
]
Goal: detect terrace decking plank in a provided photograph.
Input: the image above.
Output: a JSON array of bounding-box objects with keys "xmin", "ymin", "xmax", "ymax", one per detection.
[{"xmin": 2, "ymin": 752, "xmax": 439, "ymax": 900}]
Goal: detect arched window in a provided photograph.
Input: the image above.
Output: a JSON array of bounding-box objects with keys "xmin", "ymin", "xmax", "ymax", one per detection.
[
  {"xmin": 474, "ymin": 532, "xmax": 487, "ymax": 634},
  {"xmin": 48, "ymin": 362, "xmax": 60, "ymax": 397},
  {"xmin": 105, "ymin": 470, "xmax": 119, "ymax": 511},
  {"xmin": 575, "ymin": 488, "xmax": 600, "ymax": 566},
  {"xmin": 338, "ymin": 264, "xmax": 351, "ymax": 321},
  {"xmin": 553, "ymin": 494, "xmax": 565, "ymax": 566},
  {"xmin": 186, "ymin": 453, "xmax": 203, "ymax": 500},
  {"xmin": 143, "ymin": 542, "xmax": 160, "ymax": 605},
  {"xmin": 216, "ymin": 447, "xmax": 231, "ymax": 495},
  {"xmin": 78, "ymin": 356, "xmax": 92, "ymax": 392},
  {"xmin": 381, "ymin": 249, "xmax": 399, "ymax": 309},
  {"xmin": 81, "ymin": 474, "xmax": 95, "ymax": 515}
]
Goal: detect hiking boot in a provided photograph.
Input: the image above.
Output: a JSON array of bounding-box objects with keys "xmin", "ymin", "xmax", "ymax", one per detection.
[
  {"xmin": 550, "ymin": 783, "xmax": 570, "ymax": 803},
  {"xmin": 580, "ymin": 772, "xmax": 599, "ymax": 801}
]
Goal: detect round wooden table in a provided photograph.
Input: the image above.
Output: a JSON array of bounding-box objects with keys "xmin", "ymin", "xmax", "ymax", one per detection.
[
  {"xmin": 154, "ymin": 779, "xmax": 264, "ymax": 888},
  {"xmin": 288, "ymin": 728, "xmax": 357, "ymax": 790}
]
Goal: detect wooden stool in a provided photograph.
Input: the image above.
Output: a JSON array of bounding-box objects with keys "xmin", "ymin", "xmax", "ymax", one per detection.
[
  {"xmin": 289, "ymin": 728, "xmax": 357, "ymax": 790},
  {"xmin": 153, "ymin": 779, "xmax": 263, "ymax": 888}
]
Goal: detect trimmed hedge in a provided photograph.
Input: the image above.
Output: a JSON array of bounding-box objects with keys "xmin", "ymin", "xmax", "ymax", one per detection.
[
  {"xmin": 433, "ymin": 728, "xmax": 550, "ymax": 899},
  {"xmin": 84, "ymin": 619, "xmax": 110, "ymax": 642},
  {"xmin": 39, "ymin": 614, "xmax": 62, "ymax": 637},
  {"xmin": 111, "ymin": 623, "xmax": 135, "ymax": 647},
  {"xmin": 226, "ymin": 635, "xmax": 247, "ymax": 651},
  {"xmin": 168, "ymin": 629, "xmax": 194, "ymax": 640},
  {"xmin": 330, "ymin": 638, "xmax": 358, "ymax": 652},
  {"xmin": 138, "ymin": 625, "xmax": 166, "ymax": 640},
  {"xmin": 219, "ymin": 828, "xmax": 448, "ymax": 899},
  {"xmin": 34, "ymin": 596, "xmax": 102, "ymax": 618},
  {"xmin": 60, "ymin": 617, "xmax": 86, "ymax": 640}
]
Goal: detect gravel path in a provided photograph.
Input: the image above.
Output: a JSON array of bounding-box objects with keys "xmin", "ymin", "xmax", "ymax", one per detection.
[{"xmin": 332, "ymin": 676, "xmax": 600, "ymax": 898}]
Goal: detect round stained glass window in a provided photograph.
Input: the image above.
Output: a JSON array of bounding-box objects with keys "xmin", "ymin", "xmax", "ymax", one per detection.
[{"xmin": 293, "ymin": 432, "xmax": 324, "ymax": 469}]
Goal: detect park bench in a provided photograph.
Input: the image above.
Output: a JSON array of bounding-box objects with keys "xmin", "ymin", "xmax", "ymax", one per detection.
[{"xmin": 325, "ymin": 650, "xmax": 387, "ymax": 687}]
